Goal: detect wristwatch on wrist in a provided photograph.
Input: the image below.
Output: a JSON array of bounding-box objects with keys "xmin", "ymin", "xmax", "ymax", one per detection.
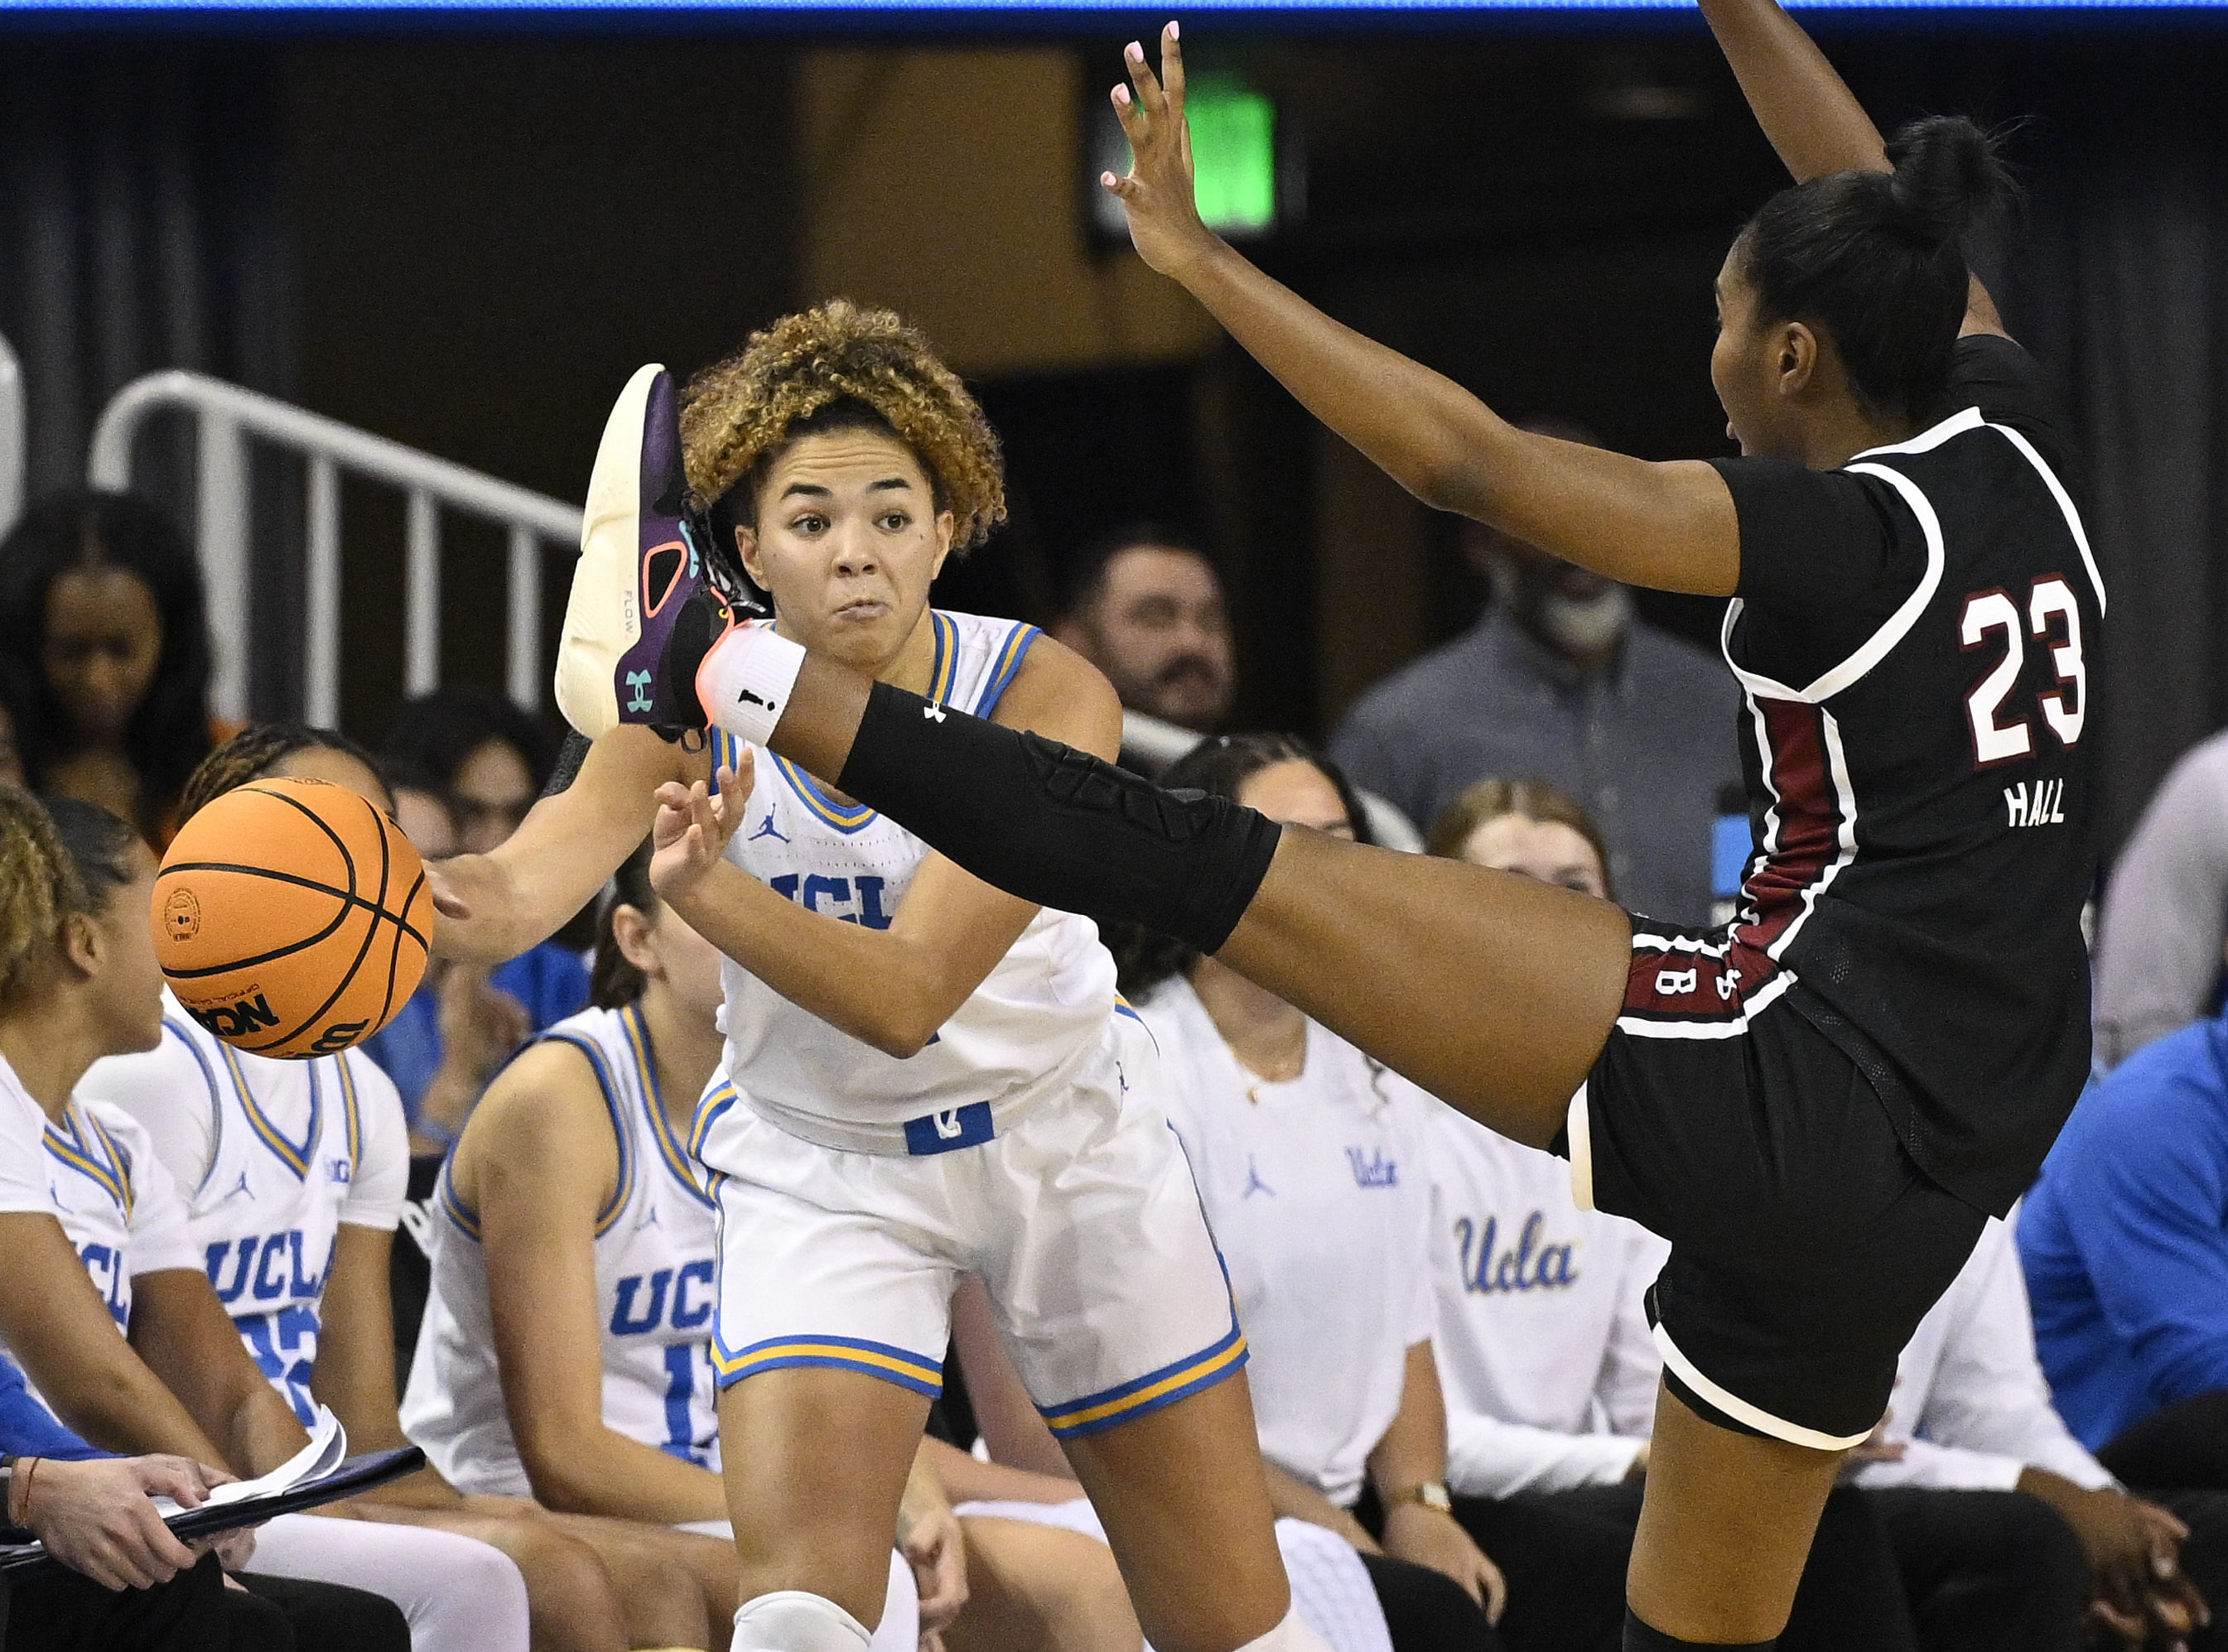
[{"xmin": 1388, "ymin": 1480, "xmax": 1452, "ymax": 1514}]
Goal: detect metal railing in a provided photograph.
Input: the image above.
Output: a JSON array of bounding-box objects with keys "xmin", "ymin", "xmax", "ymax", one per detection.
[
  {"xmin": 0, "ymin": 333, "xmax": 23, "ymax": 541},
  {"xmin": 87, "ymin": 371, "xmax": 581, "ymax": 726}
]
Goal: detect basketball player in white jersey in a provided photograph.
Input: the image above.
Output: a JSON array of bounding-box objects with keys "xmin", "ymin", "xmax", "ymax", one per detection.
[
  {"xmin": 430, "ymin": 302, "xmax": 1334, "ymax": 1652},
  {"xmin": 82, "ymin": 725, "xmax": 743, "ymax": 1652},
  {"xmin": 412, "ymin": 840, "xmax": 1143, "ymax": 1652}
]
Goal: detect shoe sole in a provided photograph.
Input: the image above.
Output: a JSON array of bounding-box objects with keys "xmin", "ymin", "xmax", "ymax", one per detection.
[{"xmin": 555, "ymin": 363, "xmax": 668, "ymax": 738}]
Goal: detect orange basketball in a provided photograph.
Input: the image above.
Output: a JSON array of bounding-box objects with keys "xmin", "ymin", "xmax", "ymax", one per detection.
[{"xmin": 152, "ymin": 777, "xmax": 434, "ymax": 1058}]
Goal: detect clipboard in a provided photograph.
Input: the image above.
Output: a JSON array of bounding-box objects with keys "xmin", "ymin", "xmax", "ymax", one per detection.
[{"xmin": 0, "ymin": 1447, "xmax": 425, "ymax": 1582}]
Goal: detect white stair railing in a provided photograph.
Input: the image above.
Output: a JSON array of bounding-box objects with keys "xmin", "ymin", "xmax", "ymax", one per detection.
[
  {"xmin": 0, "ymin": 333, "xmax": 24, "ymax": 540},
  {"xmin": 87, "ymin": 370, "xmax": 581, "ymax": 726}
]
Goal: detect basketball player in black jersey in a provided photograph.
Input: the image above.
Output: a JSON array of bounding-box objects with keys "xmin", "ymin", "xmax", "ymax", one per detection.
[{"xmin": 543, "ymin": 1, "xmax": 2130, "ymax": 1647}]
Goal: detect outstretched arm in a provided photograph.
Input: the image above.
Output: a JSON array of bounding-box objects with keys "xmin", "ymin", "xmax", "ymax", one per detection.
[
  {"xmin": 1104, "ymin": 26, "xmax": 1739, "ymax": 597},
  {"xmin": 1697, "ymin": 0, "xmax": 2008, "ymax": 340},
  {"xmin": 429, "ymin": 725, "xmax": 691, "ymax": 964}
]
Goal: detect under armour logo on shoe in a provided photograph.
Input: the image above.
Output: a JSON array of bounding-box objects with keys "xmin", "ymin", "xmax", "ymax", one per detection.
[
  {"xmin": 923, "ymin": 703, "xmax": 948, "ymax": 723},
  {"xmin": 625, "ymin": 670, "xmax": 653, "ymax": 713}
]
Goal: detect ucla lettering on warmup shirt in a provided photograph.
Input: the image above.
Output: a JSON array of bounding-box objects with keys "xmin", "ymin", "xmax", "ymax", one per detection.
[
  {"xmin": 0, "ymin": 1048, "xmax": 202, "ymax": 1412},
  {"xmin": 80, "ymin": 990, "xmax": 411, "ymax": 1425},
  {"xmin": 705, "ymin": 610, "xmax": 1121, "ymax": 1157},
  {"xmin": 1419, "ymin": 1097, "xmax": 1668, "ymax": 1490},
  {"xmin": 403, "ymin": 1004, "xmax": 721, "ymax": 1495}
]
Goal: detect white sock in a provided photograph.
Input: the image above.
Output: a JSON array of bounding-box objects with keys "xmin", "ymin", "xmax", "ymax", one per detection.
[
  {"xmin": 699, "ymin": 623, "xmax": 808, "ymax": 748},
  {"xmin": 1238, "ymin": 1605, "xmax": 1337, "ymax": 1652},
  {"xmin": 731, "ymin": 1591, "xmax": 873, "ymax": 1652}
]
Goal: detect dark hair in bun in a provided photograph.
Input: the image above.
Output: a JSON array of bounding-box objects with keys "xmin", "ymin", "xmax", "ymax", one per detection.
[{"xmin": 1734, "ymin": 116, "xmax": 2014, "ymax": 421}]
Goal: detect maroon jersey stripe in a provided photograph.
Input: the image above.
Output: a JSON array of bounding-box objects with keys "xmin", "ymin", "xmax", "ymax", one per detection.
[{"xmin": 1736, "ymin": 696, "xmax": 1843, "ymax": 961}]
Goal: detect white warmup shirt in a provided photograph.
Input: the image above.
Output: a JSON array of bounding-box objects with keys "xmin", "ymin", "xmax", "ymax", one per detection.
[
  {"xmin": 0, "ymin": 1049, "xmax": 200, "ymax": 1358},
  {"xmin": 1422, "ymin": 1103, "xmax": 1668, "ymax": 1498},
  {"xmin": 81, "ymin": 992, "xmax": 410, "ymax": 1423},
  {"xmin": 706, "ymin": 609, "xmax": 1121, "ymax": 1157},
  {"xmin": 403, "ymin": 1004, "xmax": 721, "ymax": 1495},
  {"xmin": 1850, "ymin": 1215, "xmax": 2114, "ymax": 1493},
  {"xmin": 1139, "ymin": 979, "xmax": 1435, "ymax": 1509}
]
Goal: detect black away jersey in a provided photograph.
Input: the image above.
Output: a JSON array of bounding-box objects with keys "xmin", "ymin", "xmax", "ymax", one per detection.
[{"xmin": 1694, "ymin": 335, "xmax": 2103, "ymax": 1214}]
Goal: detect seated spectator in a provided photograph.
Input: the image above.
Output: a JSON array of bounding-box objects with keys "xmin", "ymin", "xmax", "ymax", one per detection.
[
  {"xmin": 1088, "ymin": 734, "xmax": 1505, "ymax": 1651},
  {"xmin": 405, "ymin": 840, "xmax": 1134, "ymax": 1652},
  {"xmin": 1052, "ymin": 526, "xmax": 1236, "ymax": 743},
  {"xmin": 364, "ymin": 688, "xmax": 589, "ymax": 1144},
  {"xmin": 0, "ymin": 490, "xmax": 230, "ymax": 845},
  {"xmin": 2022, "ymin": 1009, "xmax": 2228, "ymax": 1487},
  {"xmin": 1855, "ymin": 1217, "xmax": 2222, "ymax": 1652},
  {"xmin": 1426, "ymin": 778, "xmax": 1916, "ymax": 1652},
  {"xmin": 1331, "ymin": 444, "xmax": 1741, "ymax": 924},
  {"xmin": 84, "ymin": 726, "xmax": 737, "ymax": 1651},
  {"xmin": 0, "ymin": 785, "xmax": 518, "ymax": 1651},
  {"xmin": 2094, "ymin": 730, "xmax": 2228, "ymax": 1067}
]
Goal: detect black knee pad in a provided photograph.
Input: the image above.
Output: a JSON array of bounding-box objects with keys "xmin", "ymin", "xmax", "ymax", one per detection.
[{"xmin": 837, "ymin": 680, "xmax": 1281, "ymax": 954}]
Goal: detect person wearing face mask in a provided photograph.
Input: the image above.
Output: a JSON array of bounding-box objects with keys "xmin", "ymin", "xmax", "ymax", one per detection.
[{"xmin": 1329, "ymin": 425, "xmax": 1741, "ymax": 926}]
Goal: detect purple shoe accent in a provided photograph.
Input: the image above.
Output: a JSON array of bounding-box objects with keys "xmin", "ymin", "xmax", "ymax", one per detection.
[{"xmin": 615, "ymin": 371, "xmax": 712, "ymax": 729}]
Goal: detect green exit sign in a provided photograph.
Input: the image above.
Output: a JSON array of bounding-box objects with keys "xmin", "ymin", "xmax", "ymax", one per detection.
[
  {"xmin": 1091, "ymin": 69, "xmax": 1285, "ymax": 243},
  {"xmin": 1187, "ymin": 75, "xmax": 1277, "ymax": 234}
]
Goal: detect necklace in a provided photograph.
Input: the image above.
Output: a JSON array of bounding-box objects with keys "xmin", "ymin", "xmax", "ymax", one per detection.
[{"xmin": 1233, "ymin": 1020, "xmax": 1309, "ymax": 1102}]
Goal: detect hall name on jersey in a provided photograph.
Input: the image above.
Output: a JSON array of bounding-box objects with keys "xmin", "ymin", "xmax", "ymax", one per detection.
[{"xmin": 2004, "ymin": 778, "xmax": 2068, "ymax": 829}]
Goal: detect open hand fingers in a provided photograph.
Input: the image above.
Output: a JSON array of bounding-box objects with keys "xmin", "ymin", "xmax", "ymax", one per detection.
[
  {"xmin": 1159, "ymin": 22, "xmax": 1184, "ymax": 117},
  {"xmin": 1123, "ymin": 38, "xmax": 1167, "ymax": 127}
]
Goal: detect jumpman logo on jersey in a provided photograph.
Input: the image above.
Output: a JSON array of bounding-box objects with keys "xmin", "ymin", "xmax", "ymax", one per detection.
[
  {"xmin": 1241, "ymin": 1156, "xmax": 1276, "ymax": 1199},
  {"xmin": 634, "ymin": 1203, "xmax": 663, "ymax": 1231},
  {"xmin": 227, "ymin": 1171, "xmax": 252, "ymax": 1202},
  {"xmin": 749, "ymin": 808, "xmax": 788, "ymax": 844}
]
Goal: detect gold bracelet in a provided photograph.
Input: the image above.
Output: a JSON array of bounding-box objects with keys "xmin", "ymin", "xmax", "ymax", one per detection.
[{"xmin": 18, "ymin": 1457, "xmax": 41, "ymax": 1525}]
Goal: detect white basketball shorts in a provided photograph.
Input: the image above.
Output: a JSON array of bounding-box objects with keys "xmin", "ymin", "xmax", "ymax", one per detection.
[{"xmin": 697, "ymin": 1016, "xmax": 1246, "ymax": 1438}]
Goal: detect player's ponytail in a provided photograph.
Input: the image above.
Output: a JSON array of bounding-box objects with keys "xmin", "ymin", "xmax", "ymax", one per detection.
[
  {"xmin": 1735, "ymin": 116, "xmax": 2012, "ymax": 422},
  {"xmin": 1886, "ymin": 116, "xmax": 2011, "ymax": 250},
  {"xmin": 0, "ymin": 787, "xmax": 137, "ymax": 1009}
]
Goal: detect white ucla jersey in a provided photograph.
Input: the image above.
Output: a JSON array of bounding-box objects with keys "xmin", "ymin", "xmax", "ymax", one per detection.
[
  {"xmin": 40, "ymin": 1098, "xmax": 201, "ymax": 1331},
  {"xmin": 403, "ymin": 1003, "xmax": 721, "ymax": 1496},
  {"xmin": 80, "ymin": 995, "xmax": 409, "ymax": 1425},
  {"xmin": 705, "ymin": 609, "xmax": 1120, "ymax": 1156}
]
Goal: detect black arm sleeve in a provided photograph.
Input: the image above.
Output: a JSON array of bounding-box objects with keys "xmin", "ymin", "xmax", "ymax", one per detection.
[{"xmin": 833, "ymin": 680, "xmax": 1282, "ymax": 955}]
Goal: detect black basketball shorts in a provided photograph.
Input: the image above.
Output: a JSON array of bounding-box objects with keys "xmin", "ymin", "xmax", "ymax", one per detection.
[{"xmin": 1563, "ymin": 918, "xmax": 1989, "ymax": 1449}]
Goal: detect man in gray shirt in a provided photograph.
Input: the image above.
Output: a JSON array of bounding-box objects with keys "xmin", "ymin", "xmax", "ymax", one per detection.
[
  {"xmin": 2094, "ymin": 728, "xmax": 2228, "ymax": 1068},
  {"xmin": 1331, "ymin": 521, "xmax": 1741, "ymax": 925}
]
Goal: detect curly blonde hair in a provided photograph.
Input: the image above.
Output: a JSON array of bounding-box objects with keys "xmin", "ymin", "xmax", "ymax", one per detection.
[{"xmin": 681, "ymin": 300, "xmax": 1006, "ymax": 552}]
